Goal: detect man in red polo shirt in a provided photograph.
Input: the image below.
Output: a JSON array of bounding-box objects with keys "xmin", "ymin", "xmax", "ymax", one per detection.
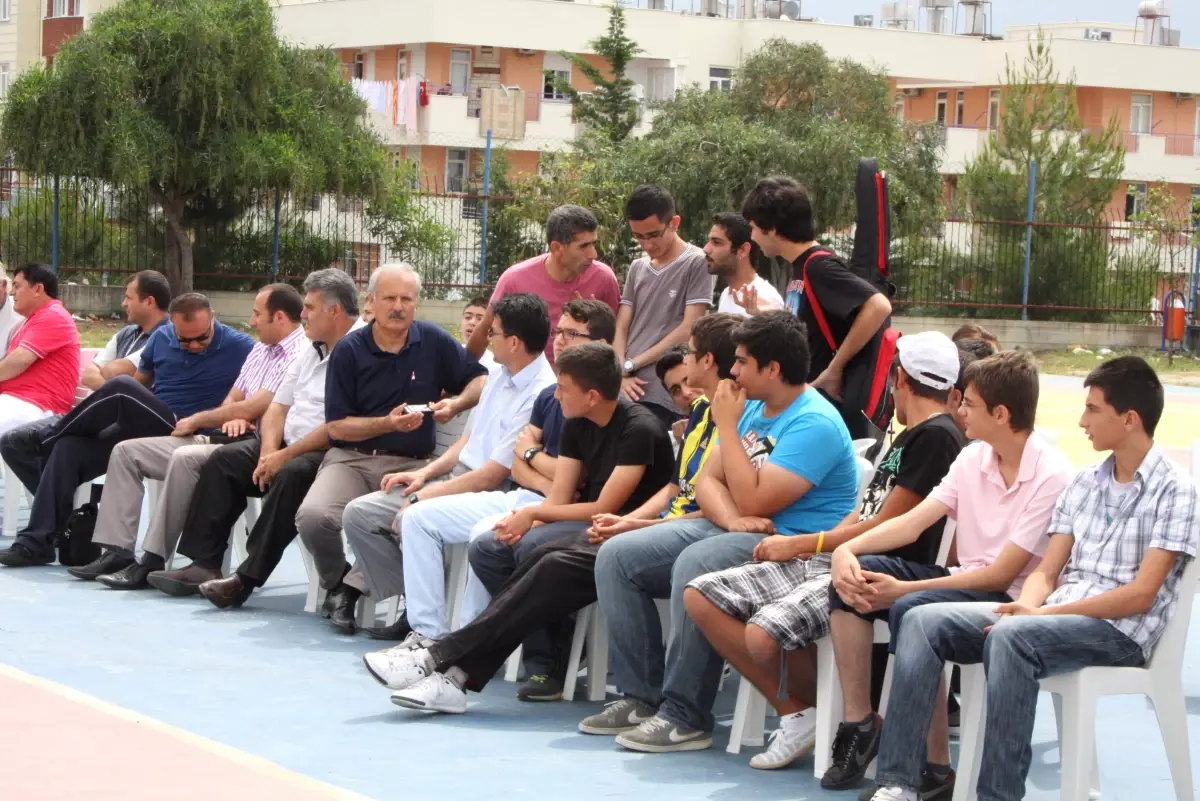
[{"xmin": 0, "ymin": 263, "xmax": 80, "ymax": 437}]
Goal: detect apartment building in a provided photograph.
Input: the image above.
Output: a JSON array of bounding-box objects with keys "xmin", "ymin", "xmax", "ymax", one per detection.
[{"xmin": 12, "ymin": 0, "xmax": 1200, "ymax": 223}]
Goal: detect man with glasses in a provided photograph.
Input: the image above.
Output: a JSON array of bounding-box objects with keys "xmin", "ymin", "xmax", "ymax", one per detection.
[
  {"xmin": 1, "ymin": 293, "xmax": 254, "ymax": 567},
  {"xmin": 615, "ymin": 185, "xmax": 715, "ymax": 430},
  {"xmin": 465, "ymin": 205, "xmax": 619, "ymax": 368},
  {"xmin": 336, "ymin": 293, "xmax": 556, "ymax": 634}
]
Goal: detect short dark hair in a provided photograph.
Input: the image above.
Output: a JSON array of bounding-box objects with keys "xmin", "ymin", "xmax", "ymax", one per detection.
[
  {"xmin": 741, "ymin": 176, "xmax": 815, "ymax": 243},
  {"xmin": 897, "ymin": 363, "xmax": 950, "ymax": 403},
  {"xmin": 15, "ymin": 263, "xmax": 58, "ymax": 300},
  {"xmin": 656, "ymin": 344, "xmax": 688, "ymax": 384},
  {"xmin": 711, "ymin": 212, "xmax": 753, "ymax": 250},
  {"xmin": 952, "ymin": 323, "xmax": 1000, "ymax": 348},
  {"xmin": 955, "ymin": 340, "xmax": 991, "ymax": 392},
  {"xmin": 625, "ymin": 184, "xmax": 676, "ymax": 223},
  {"xmin": 562, "ymin": 298, "xmax": 616, "ymax": 344},
  {"xmin": 261, "ymin": 283, "xmax": 304, "ymax": 323},
  {"xmin": 1084, "ymin": 356, "xmax": 1164, "ymax": 437},
  {"xmin": 963, "ymin": 350, "xmax": 1039, "ymax": 432},
  {"xmin": 556, "ymin": 342, "xmax": 621, "ymax": 401},
  {"xmin": 464, "ymin": 294, "xmax": 489, "ymax": 311},
  {"xmin": 131, "ymin": 270, "xmax": 171, "ymax": 310},
  {"xmin": 546, "ymin": 205, "xmax": 599, "ymax": 246},
  {"xmin": 493, "ymin": 292, "xmax": 551, "ymax": 355},
  {"xmin": 731, "ymin": 310, "xmax": 810, "ymax": 385},
  {"xmin": 168, "ymin": 292, "xmax": 213, "ymax": 320},
  {"xmin": 691, "ymin": 312, "xmax": 740, "ymax": 380}
]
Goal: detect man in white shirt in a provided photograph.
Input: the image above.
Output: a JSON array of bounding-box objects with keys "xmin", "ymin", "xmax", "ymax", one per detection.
[
  {"xmin": 141, "ymin": 269, "xmax": 361, "ymax": 605},
  {"xmin": 0, "ymin": 262, "xmax": 22, "ymax": 351},
  {"xmin": 705, "ymin": 212, "xmax": 784, "ymax": 317},
  {"xmin": 335, "ymin": 292, "xmax": 557, "ymax": 635}
]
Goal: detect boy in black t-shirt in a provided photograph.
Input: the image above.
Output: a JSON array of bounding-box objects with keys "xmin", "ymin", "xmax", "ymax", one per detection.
[
  {"xmin": 741, "ymin": 176, "xmax": 893, "ymax": 438},
  {"xmin": 362, "ymin": 343, "xmax": 675, "ymax": 714},
  {"xmin": 685, "ymin": 331, "xmax": 965, "ymax": 771}
]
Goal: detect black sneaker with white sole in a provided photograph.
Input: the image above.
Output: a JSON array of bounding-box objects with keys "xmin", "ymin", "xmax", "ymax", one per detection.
[
  {"xmin": 821, "ymin": 715, "xmax": 882, "ymax": 790},
  {"xmin": 517, "ymin": 674, "xmax": 565, "ymax": 702}
]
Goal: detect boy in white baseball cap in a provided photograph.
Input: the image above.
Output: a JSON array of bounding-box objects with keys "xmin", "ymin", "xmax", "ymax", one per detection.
[{"xmin": 683, "ymin": 330, "xmax": 968, "ymax": 772}]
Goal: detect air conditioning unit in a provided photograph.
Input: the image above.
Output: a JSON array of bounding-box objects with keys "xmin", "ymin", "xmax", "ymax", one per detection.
[
  {"xmin": 515, "ymin": 49, "xmax": 537, "ymax": 56},
  {"xmin": 902, "ymin": 87, "xmax": 924, "ymax": 98},
  {"xmin": 1170, "ymin": 91, "xmax": 1195, "ymax": 101}
]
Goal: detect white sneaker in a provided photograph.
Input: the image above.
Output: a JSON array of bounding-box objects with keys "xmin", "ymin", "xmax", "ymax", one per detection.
[
  {"xmin": 870, "ymin": 787, "xmax": 918, "ymax": 801},
  {"xmin": 391, "ymin": 672, "xmax": 467, "ymax": 714},
  {"xmin": 363, "ymin": 646, "xmax": 433, "ymax": 690},
  {"xmin": 750, "ymin": 709, "xmax": 817, "ymax": 770}
]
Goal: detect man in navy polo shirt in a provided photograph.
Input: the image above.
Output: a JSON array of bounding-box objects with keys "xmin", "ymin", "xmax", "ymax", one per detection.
[
  {"xmin": 0, "ymin": 293, "xmax": 254, "ymax": 567},
  {"xmin": 296, "ymin": 263, "xmax": 488, "ymax": 628}
]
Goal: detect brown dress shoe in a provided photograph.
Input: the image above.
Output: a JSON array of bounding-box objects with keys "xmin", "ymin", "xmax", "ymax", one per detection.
[
  {"xmin": 146, "ymin": 563, "xmax": 223, "ymax": 597},
  {"xmin": 199, "ymin": 574, "xmax": 253, "ymax": 609}
]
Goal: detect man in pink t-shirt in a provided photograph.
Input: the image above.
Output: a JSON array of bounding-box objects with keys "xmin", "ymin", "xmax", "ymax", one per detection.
[
  {"xmin": 820, "ymin": 350, "xmax": 1073, "ymax": 793},
  {"xmin": 0, "ymin": 264, "xmax": 81, "ymax": 438},
  {"xmin": 465, "ymin": 205, "xmax": 620, "ymax": 366}
]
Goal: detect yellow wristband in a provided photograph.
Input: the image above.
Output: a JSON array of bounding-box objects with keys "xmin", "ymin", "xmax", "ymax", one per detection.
[{"xmin": 816, "ymin": 532, "xmax": 826, "ymax": 554}]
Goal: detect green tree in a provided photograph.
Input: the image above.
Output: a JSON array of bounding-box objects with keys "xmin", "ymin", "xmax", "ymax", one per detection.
[
  {"xmin": 0, "ymin": 0, "xmax": 389, "ymax": 292},
  {"xmin": 959, "ymin": 33, "xmax": 1125, "ymax": 224},
  {"xmin": 364, "ymin": 161, "xmax": 457, "ymax": 276},
  {"xmin": 545, "ymin": 2, "xmax": 642, "ymax": 143}
]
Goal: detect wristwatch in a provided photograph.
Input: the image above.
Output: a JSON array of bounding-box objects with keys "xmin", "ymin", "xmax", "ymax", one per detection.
[
  {"xmin": 523, "ymin": 446, "xmax": 543, "ymax": 466},
  {"xmin": 407, "ymin": 493, "xmax": 420, "ymax": 506},
  {"xmin": 623, "ymin": 358, "xmax": 637, "ymax": 376}
]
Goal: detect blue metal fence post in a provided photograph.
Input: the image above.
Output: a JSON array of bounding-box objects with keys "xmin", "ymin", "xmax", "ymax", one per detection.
[
  {"xmin": 51, "ymin": 175, "xmax": 60, "ymax": 273},
  {"xmin": 1021, "ymin": 159, "xmax": 1037, "ymax": 321},
  {"xmin": 271, "ymin": 190, "xmax": 283, "ymax": 279},
  {"xmin": 479, "ymin": 129, "xmax": 493, "ymax": 285}
]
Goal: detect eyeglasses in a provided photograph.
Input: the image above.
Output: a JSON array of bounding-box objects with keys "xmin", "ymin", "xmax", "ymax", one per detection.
[
  {"xmin": 681, "ymin": 347, "xmax": 698, "ymax": 357},
  {"xmin": 552, "ymin": 327, "xmax": 598, "ymax": 342},
  {"xmin": 176, "ymin": 327, "xmax": 212, "ymax": 346},
  {"xmin": 631, "ymin": 224, "xmax": 670, "ymax": 243},
  {"xmin": 486, "ymin": 328, "xmax": 506, "ymax": 340}
]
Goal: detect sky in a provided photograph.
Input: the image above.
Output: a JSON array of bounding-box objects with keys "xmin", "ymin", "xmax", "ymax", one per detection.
[{"xmin": 651, "ymin": 0, "xmax": 1200, "ymax": 46}]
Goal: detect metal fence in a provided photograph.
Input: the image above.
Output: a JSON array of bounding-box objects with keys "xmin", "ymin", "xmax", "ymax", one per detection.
[{"xmin": 0, "ymin": 169, "xmax": 1195, "ymax": 323}]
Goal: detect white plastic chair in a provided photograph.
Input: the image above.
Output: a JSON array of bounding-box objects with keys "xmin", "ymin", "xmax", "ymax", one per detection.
[
  {"xmin": 729, "ymin": 456, "xmax": 882, "ymax": 754},
  {"xmin": 952, "ymin": 556, "xmax": 1199, "ymax": 801}
]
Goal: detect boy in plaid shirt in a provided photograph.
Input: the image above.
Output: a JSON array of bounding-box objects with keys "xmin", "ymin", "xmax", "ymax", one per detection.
[{"xmin": 862, "ymin": 356, "xmax": 1198, "ymax": 801}]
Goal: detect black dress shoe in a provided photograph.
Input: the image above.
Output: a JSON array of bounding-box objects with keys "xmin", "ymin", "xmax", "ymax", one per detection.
[
  {"xmin": 199, "ymin": 574, "xmax": 253, "ymax": 609},
  {"xmin": 321, "ymin": 584, "xmax": 362, "ymax": 634},
  {"xmin": 95, "ymin": 562, "xmax": 153, "ymax": 590},
  {"xmin": 67, "ymin": 551, "xmax": 135, "ymax": 581},
  {"xmin": 365, "ymin": 611, "xmax": 413, "ymax": 641},
  {"xmin": 0, "ymin": 545, "xmax": 54, "ymax": 567}
]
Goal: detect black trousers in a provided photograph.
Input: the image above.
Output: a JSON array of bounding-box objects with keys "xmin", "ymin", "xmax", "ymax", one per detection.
[
  {"xmin": 429, "ymin": 533, "xmax": 600, "ymax": 693},
  {"xmin": 15, "ymin": 377, "xmax": 176, "ymax": 557},
  {"xmin": 0, "ymin": 415, "xmax": 61, "ymax": 495},
  {"xmin": 176, "ymin": 437, "xmax": 323, "ymax": 583}
]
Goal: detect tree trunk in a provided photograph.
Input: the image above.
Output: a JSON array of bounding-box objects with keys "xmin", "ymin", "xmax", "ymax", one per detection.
[
  {"xmin": 162, "ymin": 202, "xmax": 194, "ymax": 294},
  {"xmin": 163, "ymin": 225, "xmax": 181, "ymax": 295}
]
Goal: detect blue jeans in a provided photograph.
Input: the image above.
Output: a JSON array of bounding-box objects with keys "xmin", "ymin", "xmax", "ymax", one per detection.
[
  {"xmin": 829, "ymin": 555, "xmax": 1010, "ymax": 652},
  {"xmin": 875, "ymin": 602, "xmax": 1144, "ymax": 801},
  {"xmin": 594, "ymin": 517, "xmax": 763, "ymax": 732}
]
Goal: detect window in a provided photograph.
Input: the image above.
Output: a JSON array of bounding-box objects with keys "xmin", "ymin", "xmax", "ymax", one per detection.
[
  {"xmin": 955, "ymin": 91, "xmax": 965, "ymax": 126},
  {"xmin": 0, "ymin": 64, "xmax": 9, "ymax": 101},
  {"xmin": 894, "ymin": 93, "xmax": 905, "ymax": 121},
  {"xmin": 352, "ymin": 53, "xmax": 364, "ymax": 80},
  {"xmin": 397, "ymin": 49, "xmax": 407, "ymax": 81},
  {"xmin": 1130, "ymin": 93, "xmax": 1153, "ymax": 135},
  {"xmin": 543, "ymin": 69, "xmax": 569, "ymax": 101},
  {"xmin": 445, "ymin": 148, "xmax": 468, "ymax": 193},
  {"xmin": 646, "ymin": 67, "xmax": 675, "ymax": 103},
  {"xmin": 0, "ymin": 0, "xmax": 10, "ymax": 21},
  {"xmin": 449, "ymin": 49, "xmax": 471, "ymax": 96},
  {"xmin": 709, "ymin": 67, "xmax": 733, "ymax": 93},
  {"xmin": 1195, "ymin": 103, "xmax": 1200, "ymax": 142},
  {"xmin": 987, "ymin": 89, "xmax": 1001, "ymax": 131},
  {"xmin": 306, "ymin": 194, "xmax": 322, "ymax": 212},
  {"xmin": 51, "ymin": 0, "xmax": 69, "ymax": 17},
  {"xmin": 935, "ymin": 91, "xmax": 948, "ymax": 125},
  {"xmin": 1191, "ymin": 187, "xmax": 1200, "ymax": 229},
  {"xmin": 1125, "ymin": 182, "xmax": 1148, "ymax": 220}
]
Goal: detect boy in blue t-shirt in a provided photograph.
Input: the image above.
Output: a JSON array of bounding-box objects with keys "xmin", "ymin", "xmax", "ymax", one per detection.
[{"xmin": 583, "ymin": 310, "xmax": 858, "ymax": 753}]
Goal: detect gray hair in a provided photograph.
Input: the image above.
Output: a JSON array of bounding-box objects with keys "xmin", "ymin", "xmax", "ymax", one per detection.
[
  {"xmin": 302, "ymin": 268, "xmax": 359, "ymax": 317},
  {"xmin": 372, "ymin": 262, "xmax": 422, "ymax": 297},
  {"xmin": 546, "ymin": 205, "xmax": 598, "ymax": 246}
]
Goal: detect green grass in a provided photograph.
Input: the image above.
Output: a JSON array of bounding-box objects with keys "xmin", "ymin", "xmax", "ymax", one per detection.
[
  {"xmin": 1035, "ymin": 347, "xmax": 1200, "ymax": 381},
  {"xmin": 76, "ymin": 320, "xmax": 255, "ymax": 348}
]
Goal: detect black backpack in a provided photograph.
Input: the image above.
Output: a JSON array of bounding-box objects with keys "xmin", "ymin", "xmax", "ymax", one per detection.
[{"xmin": 57, "ymin": 502, "xmax": 102, "ymax": 567}]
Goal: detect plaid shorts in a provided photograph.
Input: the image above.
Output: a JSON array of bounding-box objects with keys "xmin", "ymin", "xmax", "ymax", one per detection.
[{"xmin": 688, "ymin": 554, "xmax": 833, "ymax": 651}]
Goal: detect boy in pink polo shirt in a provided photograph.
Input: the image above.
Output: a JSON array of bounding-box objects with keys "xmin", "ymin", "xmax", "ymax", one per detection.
[{"xmin": 822, "ymin": 350, "xmax": 1073, "ymax": 797}]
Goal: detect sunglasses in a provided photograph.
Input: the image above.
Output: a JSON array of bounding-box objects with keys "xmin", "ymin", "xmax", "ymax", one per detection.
[{"xmin": 177, "ymin": 327, "xmax": 212, "ymax": 346}]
